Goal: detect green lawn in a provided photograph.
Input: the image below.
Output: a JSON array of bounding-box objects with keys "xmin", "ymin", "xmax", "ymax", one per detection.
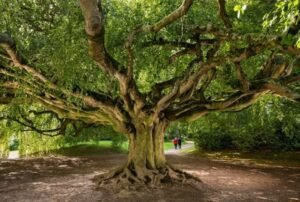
[
  {"xmin": 46, "ymin": 140, "xmax": 177, "ymax": 157},
  {"xmin": 97, "ymin": 140, "xmax": 176, "ymax": 151},
  {"xmin": 164, "ymin": 142, "xmax": 175, "ymax": 150}
]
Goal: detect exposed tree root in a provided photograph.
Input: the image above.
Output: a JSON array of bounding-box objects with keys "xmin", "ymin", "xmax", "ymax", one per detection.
[{"xmin": 92, "ymin": 163, "xmax": 203, "ymax": 192}]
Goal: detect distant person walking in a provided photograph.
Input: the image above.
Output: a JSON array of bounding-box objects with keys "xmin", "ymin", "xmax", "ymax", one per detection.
[
  {"xmin": 173, "ymin": 137, "xmax": 178, "ymax": 149},
  {"xmin": 178, "ymin": 137, "xmax": 182, "ymax": 149}
]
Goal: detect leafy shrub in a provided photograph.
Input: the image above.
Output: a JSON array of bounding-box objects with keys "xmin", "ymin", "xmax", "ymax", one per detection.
[
  {"xmin": 8, "ymin": 138, "xmax": 19, "ymax": 151},
  {"xmin": 192, "ymin": 96, "xmax": 300, "ymax": 152},
  {"xmin": 194, "ymin": 130, "xmax": 233, "ymax": 151}
]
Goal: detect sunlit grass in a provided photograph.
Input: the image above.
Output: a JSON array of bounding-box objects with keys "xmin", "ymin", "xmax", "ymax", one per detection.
[
  {"xmin": 164, "ymin": 142, "xmax": 175, "ymax": 150},
  {"xmin": 32, "ymin": 140, "xmax": 178, "ymax": 157},
  {"xmin": 95, "ymin": 140, "xmax": 177, "ymax": 151}
]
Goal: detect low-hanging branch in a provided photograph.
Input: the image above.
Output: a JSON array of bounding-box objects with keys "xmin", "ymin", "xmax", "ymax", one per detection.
[
  {"xmin": 0, "ymin": 33, "xmax": 130, "ymax": 132},
  {"xmin": 0, "ymin": 113, "xmax": 70, "ymax": 136}
]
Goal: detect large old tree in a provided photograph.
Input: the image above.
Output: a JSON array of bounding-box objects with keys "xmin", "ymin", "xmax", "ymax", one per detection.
[{"xmin": 0, "ymin": 0, "xmax": 299, "ymax": 187}]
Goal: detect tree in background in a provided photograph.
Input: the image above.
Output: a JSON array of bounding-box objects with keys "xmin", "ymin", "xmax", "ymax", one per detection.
[
  {"xmin": 0, "ymin": 0, "xmax": 299, "ymax": 188},
  {"xmin": 0, "ymin": 104, "xmax": 126, "ymax": 157},
  {"xmin": 191, "ymin": 96, "xmax": 300, "ymax": 151}
]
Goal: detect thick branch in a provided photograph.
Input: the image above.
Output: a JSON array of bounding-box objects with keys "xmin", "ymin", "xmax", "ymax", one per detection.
[
  {"xmin": 125, "ymin": 0, "xmax": 194, "ymax": 77},
  {"xmin": 79, "ymin": 0, "xmax": 121, "ymax": 76},
  {"xmin": 80, "ymin": 0, "xmax": 146, "ymax": 117},
  {"xmin": 217, "ymin": 0, "xmax": 232, "ymax": 28},
  {"xmin": 0, "ymin": 114, "xmax": 71, "ymax": 137},
  {"xmin": 0, "ymin": 33, "xmax": 130, "ymax": 130},
  {"xmin": 262, "ymin": 82, "xmax": 300, "ymax": 101},
  {"xmin": 155, "ymin": 47, "xmax": 251, "ymax": 111},
  {"xmin": 167, "ymin": 75, "xmax": 300, "ymax": 121},
  {"xmin": 236, "ymin": 62, "xmax": 250, "ymax": 92}
]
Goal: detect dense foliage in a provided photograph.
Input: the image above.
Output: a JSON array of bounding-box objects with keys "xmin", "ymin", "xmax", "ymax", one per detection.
[
  {"xmin": 191, "ymin": 96, "xmax": 300, "ymax": 151},
  {"xmin": 0, "ymin": 117, "xmax": 125, "ymax": 158},
  {"xmin": 0, "ymin": 104, "xmax": 125, "ymax": 157}
]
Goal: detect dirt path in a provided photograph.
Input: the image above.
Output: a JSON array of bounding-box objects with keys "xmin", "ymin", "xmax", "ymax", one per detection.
[
  {"xmin": 0, "ymin": 149, "xmax": 299, "ymax": 201},
  {"xmin": 168, "ymin": 154, "xmax": 300, "ymax": 201}
]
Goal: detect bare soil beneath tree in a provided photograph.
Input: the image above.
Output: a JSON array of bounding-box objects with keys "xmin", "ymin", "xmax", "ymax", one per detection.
[{"xmin": 0, "ymin": 149, "xmax": 300, "ymax": 201}]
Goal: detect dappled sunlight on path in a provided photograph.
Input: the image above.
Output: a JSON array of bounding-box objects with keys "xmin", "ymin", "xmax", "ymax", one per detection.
[
  {"xmin": 0, "ymin": 148, "xmax": 299, "ymax": 201},
  {"xmin": 167, "ymin": 153, "xmax": 300, "ymax": 201}
]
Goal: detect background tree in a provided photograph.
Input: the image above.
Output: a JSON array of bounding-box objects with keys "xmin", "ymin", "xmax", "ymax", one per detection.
[
  {"xmin": 0, "ymin": 0, "xmax": 299, "ymax": 188},
  {"xmin": 190, "ymin": 96, "xmax": 300, "ymax": 151}
]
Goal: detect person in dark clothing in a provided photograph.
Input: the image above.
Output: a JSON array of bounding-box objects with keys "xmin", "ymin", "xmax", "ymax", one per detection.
[{"xmin": 178, "ymin": 137, "xmax": 182, "ymax": 149}]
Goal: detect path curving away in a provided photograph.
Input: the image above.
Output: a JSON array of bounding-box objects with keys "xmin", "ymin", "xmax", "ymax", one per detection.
[{"xmin": 164, "ymin": 141, "xmax": 195, "ymax": 155}]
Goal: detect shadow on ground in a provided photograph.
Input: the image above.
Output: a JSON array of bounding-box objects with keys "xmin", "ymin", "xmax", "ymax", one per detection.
[{"xmin": 0, "ymin": 149, "xmax": 299, "ymax": 201}]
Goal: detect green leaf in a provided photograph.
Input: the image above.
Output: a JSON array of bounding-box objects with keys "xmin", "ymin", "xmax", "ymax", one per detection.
[
  {"xmin": 234, "ymin": 5, "xmax": 241, "ymax": 12},
  {"xmin": 296, "ymin": 38, "xmax": 300, "ymax": 48}
]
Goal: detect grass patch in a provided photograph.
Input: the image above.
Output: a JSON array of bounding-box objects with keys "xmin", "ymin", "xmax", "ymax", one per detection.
[
  {"xmin": 164, "ymin": 142, "xmax": 175, "ymax": 150},
  {"xmin": 29, "ymin": 140, "xmax": 178, "ymax": 157},
  {"xmin": 96, "ymin": 140, "xmax": 181, "ymax": 151},
  {"xmin": 52, "ymin": 144, "xmax": 118, "ymax": 156},
  {"xmin": 27, "ymin": 140, "xmax": 126, "ymax": 157}
]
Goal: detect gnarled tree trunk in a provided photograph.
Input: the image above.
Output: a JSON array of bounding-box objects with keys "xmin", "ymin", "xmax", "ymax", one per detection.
[
  {"xmin": 126, "ymin": 119, "xmax": 167, "ymax": 179},
  {"xmin": 95, "ymin": 118, "xmax": 198, "ymax": 189}
]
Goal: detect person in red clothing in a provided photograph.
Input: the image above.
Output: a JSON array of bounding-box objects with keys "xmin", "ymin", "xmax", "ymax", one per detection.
[{"xmin": 173, "ymin": 137, "xmax": 178, "ymax": 149}]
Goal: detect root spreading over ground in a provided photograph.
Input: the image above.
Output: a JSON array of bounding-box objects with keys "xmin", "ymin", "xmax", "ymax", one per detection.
[{"xmin": 93, "ymin": 163, "xmax": 204, "ymax": 192}]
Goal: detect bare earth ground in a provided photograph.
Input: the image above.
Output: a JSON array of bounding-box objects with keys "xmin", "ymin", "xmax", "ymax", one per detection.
[{"xmin": 0, "ymin": 149, "xmax": 300, "ymax": 201}]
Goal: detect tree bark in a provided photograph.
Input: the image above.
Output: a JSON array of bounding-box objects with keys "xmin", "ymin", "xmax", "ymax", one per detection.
[{"xmin": 127, "ymin": 119, "xmax": 167, "ymax": 174}]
